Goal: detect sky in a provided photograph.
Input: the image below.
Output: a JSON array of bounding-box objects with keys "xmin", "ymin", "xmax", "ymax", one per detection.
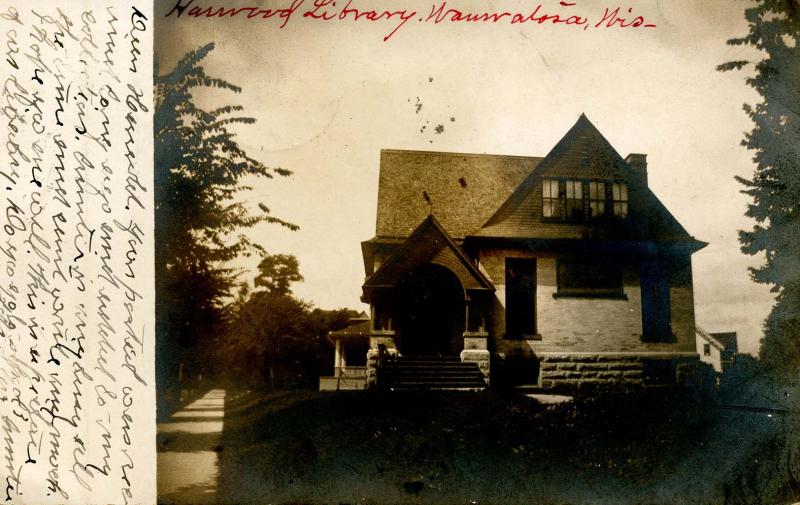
[{"xmin": 156, "ymin": 0, "xmax": 775, "ymax": 355}]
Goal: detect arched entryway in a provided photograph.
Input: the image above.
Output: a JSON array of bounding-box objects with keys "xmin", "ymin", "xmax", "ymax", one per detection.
[{"xmin": 394, "ymin": 264, "xmax": 465, "ymax": 356}]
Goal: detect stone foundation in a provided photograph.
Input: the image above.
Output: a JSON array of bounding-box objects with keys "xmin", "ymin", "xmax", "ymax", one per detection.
[
  {"xmin": 366, "ymin": 334, "xmax": 398, "ymax": 389},
  {"xmin": 538, "ymin": 354, "xmax": 700, "ymax": 390},
  {"xmin": 460, "ymin": 349, "xmax": 491, "ymax": 385}
]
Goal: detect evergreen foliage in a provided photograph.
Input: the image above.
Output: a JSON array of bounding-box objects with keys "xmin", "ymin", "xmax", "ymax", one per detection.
[{"xmin": 719, "ymin": 1, "xmax": 800, "ymax": 384}]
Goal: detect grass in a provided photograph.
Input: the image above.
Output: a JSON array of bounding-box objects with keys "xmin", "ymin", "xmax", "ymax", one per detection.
[{"xmin": 206, "ymin": 387, "xmax": 788, "ymax": 505}]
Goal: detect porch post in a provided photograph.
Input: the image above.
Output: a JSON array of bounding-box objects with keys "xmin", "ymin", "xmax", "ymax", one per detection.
[
  {"xmin": 464, "ymin": 300, "xmax": 470, "ymax": 331},
  {"xmin": 334, "ymin": 338, "xmax": 342, "ymax": 376},
  {"xmin": 461, "ymin": 293, "xmax": 491, "ymax": 384}
]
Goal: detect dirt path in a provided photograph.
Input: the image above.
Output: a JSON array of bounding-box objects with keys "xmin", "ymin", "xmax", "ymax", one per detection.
[{"xmin": 157, "ymin": 389, "xmax": 227, "ymax": 504}]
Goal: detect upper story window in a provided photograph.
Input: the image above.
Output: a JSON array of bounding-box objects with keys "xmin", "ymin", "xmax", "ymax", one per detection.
[
  {"xmin": 541, "ymin": 178, "xmax": 630, "ymax": 221},
  {"xmin": 542, "ymin": 179, "xmax": 559, "ymax": 218},
  {"xmin": 612, "ymin": 182, "xmax": 629, "ymax": 218},
  {"xmin": 588, "ymin": 181, "xmax": 606, "ymax": 218},
  {"xmin": 565, "ymin": 180, "xmax": 583, "ymax": 219}
]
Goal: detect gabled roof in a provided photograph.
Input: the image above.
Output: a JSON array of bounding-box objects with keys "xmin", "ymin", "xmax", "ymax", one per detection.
[
  {"xmin": 474, "ymin": 114, "xmax": 703, "ymax": 246},
  {"xmin": 363, "ymin": 215, "xmax": 494, "ymax": 294},
  {"xmin": 375, "ymin": 149, "xmax": 541, "ymax": 239},
  {"xmin": 696, "ymin": 326, "xmax": 725, "ymax": 351},
  {"xmin": 710, "ymin": 332, "xmax": 738, "ymax": 353},
  {"xmin": 329, "ymin": 319, "xmax": 371, "ymax": 340},
  {"xmin": 370, "ymin": 115, "xmax": 705, "ymax": 251}
]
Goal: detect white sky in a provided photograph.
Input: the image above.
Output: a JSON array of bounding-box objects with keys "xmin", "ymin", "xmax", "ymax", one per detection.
[{"xmin": 157, "ymin": 0, "xmax": 775, "ymax": 355}]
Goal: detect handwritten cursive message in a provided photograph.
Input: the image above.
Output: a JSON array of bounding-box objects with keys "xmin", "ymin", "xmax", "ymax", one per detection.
[
  {"xmin": 164, "ymin": 0, "xmax": 657, "ymax": 42},
  {"xmin": 0, "ymin": 1, "xmax": 154, "ymax": 503}
]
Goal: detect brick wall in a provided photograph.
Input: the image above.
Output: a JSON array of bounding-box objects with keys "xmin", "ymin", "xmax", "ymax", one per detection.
[{"xmin": 478, "ymin": 248, "xmax": 697, "ymax": 357}]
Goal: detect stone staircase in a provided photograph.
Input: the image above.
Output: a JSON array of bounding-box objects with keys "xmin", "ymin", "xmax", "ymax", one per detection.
[{"xmin": 381, "ymin": 356, "xmax": 486, "ymax": 391}]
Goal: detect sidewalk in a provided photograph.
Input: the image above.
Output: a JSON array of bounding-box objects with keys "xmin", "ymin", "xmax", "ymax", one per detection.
[{"xmin": 157, "ymin": 389, "xmax": 227, "ymax": 504}]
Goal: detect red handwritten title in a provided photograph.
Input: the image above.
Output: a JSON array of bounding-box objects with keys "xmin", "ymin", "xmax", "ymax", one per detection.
[{"xmin": 166, "ymin": 0, "xmax": 657, "ymax": 42}]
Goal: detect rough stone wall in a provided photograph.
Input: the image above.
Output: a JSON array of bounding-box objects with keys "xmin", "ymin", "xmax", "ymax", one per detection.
[
  {"xmin": 539, "ymin": 355, "xmax": 643, "ymax": 389},
  {"xmin": 538, "ymin": 354, "xmax": 701, "ymax": 390},
  {"xmin": 366, "ymin": 336, "xmax": 399, "ymax": 389},
  {"xmin": 461, "ymin": 349, "xmax": 491, "ymax": 384}
]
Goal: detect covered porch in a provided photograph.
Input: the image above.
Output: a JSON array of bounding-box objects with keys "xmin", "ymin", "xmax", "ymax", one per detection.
[
  {"xmin": 319, "ymin": 320, "xmax": 370, "ymax": 391},
  {"xmin": 360, "ymin": 215, "xmax": 496, "ymax": 386}
]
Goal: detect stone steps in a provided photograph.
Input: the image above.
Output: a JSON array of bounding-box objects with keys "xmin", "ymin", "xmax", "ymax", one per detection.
[{"xmin": 381, "ymin": 356, "xmax": 486, "ymax": 391}]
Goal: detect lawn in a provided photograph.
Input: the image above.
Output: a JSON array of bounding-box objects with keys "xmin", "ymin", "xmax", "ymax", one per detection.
[{"xmin": 211, "ymin": 388, "xmax": 789, "ymax": 505}]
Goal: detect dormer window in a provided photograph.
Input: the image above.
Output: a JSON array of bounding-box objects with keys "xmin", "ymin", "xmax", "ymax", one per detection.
[
  {"xmin": 542, "ymin": 179, "xmax": 559, "ymax": 218},
  {"xmin": 541, "ymin": 178, "xmax": 629, "ymax": 221},
  {"xmin": 612, "ymin": 182, "xmax": 629, "ymax": 218},
  {"xmin": 588, "ymin": 181, "xmax": 606, "ymax": 218}
]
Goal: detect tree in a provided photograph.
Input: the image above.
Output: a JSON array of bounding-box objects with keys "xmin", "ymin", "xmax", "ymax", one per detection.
[
  {"xmin": 154, "ymin": 43, "xmax": 297, "ymax": 388},
  {"xmin": 719, "ymin": 6, "xmax": 800, "ymax": 503},
  {"xmin": 221, "ymin": 289, "xmax": 314, "ymax": 386},
  {"xmin": 254, "ymin": 254, "xmax": 303, "ymax": 295},
  {"xmin": 218, "ymin": 264, "xmax": 358, "ymax": 387},
  {"xmin": 718, "ymin": 1, "xmax": 800, "ymax": 384}
]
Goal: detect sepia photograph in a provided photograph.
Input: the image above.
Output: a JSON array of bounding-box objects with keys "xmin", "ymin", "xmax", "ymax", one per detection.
[{"xmin": 153, "ymin": 1, "xmax": 800, "ymax": 503}]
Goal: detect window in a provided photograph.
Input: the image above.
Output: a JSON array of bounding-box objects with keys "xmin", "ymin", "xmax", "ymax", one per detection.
[
  {"xmin": 556, "ymin": 257, "xmax": 624, "ymax": 298},
  {"xmin": 542, "ymin": 179, "xmax": 559, "ymax": 218},
  {"xmin": 505, "ymin": 258, "xmax": 537, "ymax": 338},
  {"xmin": 612, "ymin": 182, "xmax": 629, "ymax": 218},
  {"xmin": 542, "ymin": 179, "xmax": 630, "ymax": 222},
  {"xmin": 641, "ymin": 258, "xmax": 673, "ymax": 342},
  {"xmin": 703, "ymin": 343, "xmax": 711, "ymax": 356},
  {"xmin": 588, "ymin": 181, "xmax": 606, "ymax": 218},
  {"xmin": 565, "ymin": 179, "xmax": 583, "ymax": 220}
]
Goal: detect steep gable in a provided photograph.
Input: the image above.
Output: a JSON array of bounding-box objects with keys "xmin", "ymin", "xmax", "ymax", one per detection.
[
  {"xmin": 476, "ymin": 114, "xmax": 700, "ymax": 244},
  {"xmin": 364, "ymin": 215, "xmax": 494, "ymax": 293}
]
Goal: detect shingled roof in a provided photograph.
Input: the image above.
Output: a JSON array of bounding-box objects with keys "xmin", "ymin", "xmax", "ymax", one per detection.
[
  {"xmin": 375, "ymin": 149, "xmax": 541, "ymax": 239},
  {"xmin": 364, "ymin": 215, "xmax": 494, "ymax": 296},
  {"xmin": 372, "ymin": 115, "xmax": 705, "ymax": 249},
  {"xmin": 475, "ymin": 114, "xmax": 700, "ymax": 244}
]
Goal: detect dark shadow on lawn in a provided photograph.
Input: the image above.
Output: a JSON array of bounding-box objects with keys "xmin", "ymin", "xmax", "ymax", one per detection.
[
  {"xmin": 158, "ymin": 431, "xmax": 225, "ymax": 453},
  {"xmin": 211, "ymin": 388, "xmax": 784, "ymax": 505}
]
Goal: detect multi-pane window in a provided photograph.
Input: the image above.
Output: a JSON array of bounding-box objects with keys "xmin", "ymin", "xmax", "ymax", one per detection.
[
  {"xmin": 542, "ymin": 179, "xmax": 630, "ymax": 221},
  {"xmin": 588, "ymin": 181, "xmax": 606, "ymax": 218},
  {"xmin": 565, "ymin": 180, "xmax": 583, "ymax": 219},
  {"xmin": 542, "ymin": 179, "xmax": 559, "ymax": 218},
  {"xmin": 612, "ymin": 182, "xmax": 629, "ymax": 218}
]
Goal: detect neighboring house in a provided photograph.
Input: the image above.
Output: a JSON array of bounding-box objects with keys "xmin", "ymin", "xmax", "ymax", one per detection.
[
  {"xmin": 319, "ymin": 312, "xmax": 370, "ymax": 391},
  {"xmin": 696, "ymin": 327, "xmax": 738, "ymax": 373},
  {"xmin": 347, "ymin": 114, "xmax": 708, "ymax": 390}
]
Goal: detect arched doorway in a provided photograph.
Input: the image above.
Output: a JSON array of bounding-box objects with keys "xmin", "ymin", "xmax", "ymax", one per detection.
[{"xmin": 394, "ymin": 264, "xmax": 465, "ymax": 356}]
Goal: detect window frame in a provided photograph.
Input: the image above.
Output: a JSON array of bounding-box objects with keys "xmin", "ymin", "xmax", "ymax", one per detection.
[
  {"xmin": 640, "ymin": 258, "xmax": 675, "ymax": 342},
  {"xmin": 564, "ymin": 179, "xmax": 584, "ymax": 221},
  {"xmin": 588, "ymin": 180, "xmax": 607, "ymax": 219},
  {"xmin": 554, "ymin": 256, "xmax": 627, "ymax": 300},
  {"xmin": 540, "ymin": 178, "xmax": 630, "ymax": 222},
  {"xmin": 612, "ymin": 182, "xmax": 629, "ymax": 219},
  {"xmin": 541, "ymin": 178, "xmax": 560, "ymax": 219},
  {"xmin": 504, "ymin": 257, "xmax": 539, "ymax": 340}
]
